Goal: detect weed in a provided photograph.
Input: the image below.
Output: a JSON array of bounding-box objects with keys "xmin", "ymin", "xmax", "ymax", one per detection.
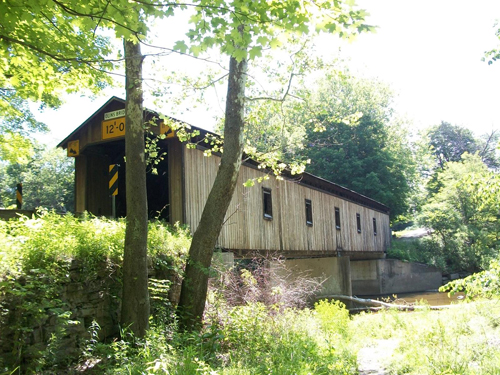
[{"xmin": 0, "ymin": 211, "xmax": 190, "ymax": 373}]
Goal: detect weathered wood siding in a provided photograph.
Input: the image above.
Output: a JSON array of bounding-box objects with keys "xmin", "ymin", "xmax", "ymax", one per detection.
[{"xmin": 184, "ymin": 147, "xmax": 390, "ymax": 254}]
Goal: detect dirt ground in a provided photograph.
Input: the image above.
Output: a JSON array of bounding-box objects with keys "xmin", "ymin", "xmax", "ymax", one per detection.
[{"xmin": 357, "ymin": 339, "xmax": 400, "ymax": 375}]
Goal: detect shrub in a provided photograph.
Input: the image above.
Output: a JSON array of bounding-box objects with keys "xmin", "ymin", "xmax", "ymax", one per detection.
[
  {"xmin": 387, "ymin": 237, "xmax": 447, "ymax": 271},
  {"xmin": 440, "ymin": 259, "xmax": 500, "ymax": 299},
  {"xmin": 0, "ymin": 211, "xmax": 190, "ymax": 372},
  {"xmin": 209, "ymin": 256, "xmax": 322, "ymax": 311}
]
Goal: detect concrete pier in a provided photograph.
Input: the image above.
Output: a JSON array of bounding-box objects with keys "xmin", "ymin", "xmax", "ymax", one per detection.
[{"xmin": 351, "ymin": 259, "xmax": 442, "ymax": 295}]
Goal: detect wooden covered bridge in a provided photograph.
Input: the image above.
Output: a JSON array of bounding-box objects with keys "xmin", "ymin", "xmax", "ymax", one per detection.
[{"xmin": 58, "ymin": 97, "xmax": 393, "ymax": 296}]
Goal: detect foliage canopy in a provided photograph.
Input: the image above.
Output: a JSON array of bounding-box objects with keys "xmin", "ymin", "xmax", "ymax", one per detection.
[
  {"xmin": 419, "ymin": 153, "xmax": 500, "ymax": 272},
  {"xmin": 242, "ymin": 72, "xmax": 416, "ymax": 220},
  {"xmin": 0, "ymin": 146, "xmax": 74, "ymax": 211}
]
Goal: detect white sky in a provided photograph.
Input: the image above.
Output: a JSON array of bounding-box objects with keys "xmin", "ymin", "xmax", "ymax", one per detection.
[
  {"xmin": 36, "ymin": 0, "xmax": 500, "ymax": 146},
  {"xmin": 340, "ymin": 0, "xmax": 500, "ymax": 135}
]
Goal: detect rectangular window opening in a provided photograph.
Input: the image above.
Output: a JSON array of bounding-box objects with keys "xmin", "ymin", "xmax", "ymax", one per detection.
[
  {"xmin": 335, "ymin": 207, "xmax": 341, "ymax": 230},
  {"xmin": 305, "ymin": 199, "xmax": 313, "ymax": 226},
  {"xmin": 373, "ymin": 218, "xmax": 377, "ymax": 236},
  {"xmin": 263, "ymin": 188, "xmax": 273, "ymax": 220},
  {"xmin": 356, "ymin": 213, "xmax": 361, "ymax": 233}
]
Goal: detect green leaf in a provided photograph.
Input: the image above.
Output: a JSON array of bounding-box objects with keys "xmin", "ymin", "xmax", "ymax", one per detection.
[
  {"xmin": 232, "ymin": 48, "xmax": 247, "ymax": 61},
  {"xmin": 174, "ymin": 40, "xmax": 188, "ymax": 54},
  {"xmin": 190, "ymin": 45, "xmax": 203, "ymax": 57},
  {"xmin": 248, "ymin": 46, "xmax": 262, "ymax": 60},
  {"xmin": 269, "ymin": 38, "xmax": 282, "ymax": 49},
  {"xmin": 243, "ymin": 179, "xmax": 255, "ymax": 188}
]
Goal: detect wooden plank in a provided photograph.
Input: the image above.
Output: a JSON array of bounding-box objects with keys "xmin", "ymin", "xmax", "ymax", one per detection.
[{"xmin": 183, "ymin": 147, "xmax": 390, "ymax": 254}]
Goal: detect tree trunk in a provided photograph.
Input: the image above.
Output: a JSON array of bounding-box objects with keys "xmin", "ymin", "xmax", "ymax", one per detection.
[
  {"xmin": 120, "ymin": 38, "xmax": 150, "ymax": 338},
  {"xmin": 325, "ymin": 295, "xmax": 454, "ymax": 311},
  {"xmin": 178, "ymin": 53, "xmax": 248, "ymax": 330}
]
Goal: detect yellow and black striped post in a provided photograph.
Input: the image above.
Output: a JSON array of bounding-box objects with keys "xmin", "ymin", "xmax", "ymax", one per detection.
[
  {"xmin": 16, "ymin": 183, "xmax": 22, "ymax": 209},
  {"xmin": 109, "ymin": 165, "xmax": 118, "ymax": 218},
  {"xmin": 109, "ymin": 164, "xmax": 118, "ymax": 196}
]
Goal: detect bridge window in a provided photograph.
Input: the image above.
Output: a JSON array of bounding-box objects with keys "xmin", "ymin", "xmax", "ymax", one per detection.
[
  {"xmin": 305, "ymin": 199, "xmax": 313, "ymax": 226},
  {"xmin": 263, "ymin": 188, "xmax": 273, "ymax": 220},
  {"xmin": 335, "ymin": 207, "xmax": 341, "ymax": 230},
  {"xmin": 373, "ymin": 218, "xmax": 377, "ymax": 236},
  {"xmin": 356, "ymin": 213, "xmax": 361, "ymax": 233}
]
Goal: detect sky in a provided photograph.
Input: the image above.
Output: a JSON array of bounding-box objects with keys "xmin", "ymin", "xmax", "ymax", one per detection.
[
  {"xmin": 339, "ymin": 0, "xmax": 500, "ymax": 135},
  {"xmin": 36, "ymin": 0, "xmax": 500, "ymax": 146}
]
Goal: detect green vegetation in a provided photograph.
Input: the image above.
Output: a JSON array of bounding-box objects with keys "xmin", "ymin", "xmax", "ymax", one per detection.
[
  {"xmin": 425, "ymin": 122, "xmax": 499, "ymax": 171},
  {"xmin": 2, "ymin": 213, "xmax": 500, "ymax": 374},
  {"xmin": 0, "ymin": 0, "xmax": 115, "ymax": 162},
  {"xmin": 352, "ymin": 300, "xmax": 500, "ymax": 375},
  {"xmin": 0, "ymin": 211, "xmax": 190, "ymax": 279},
  {"xmin": 70, "ymin": 298, "xmax": 500, "ymax": 375},
  {"xmin": 76, "ymin": 300, "xmax": 356, "ymax": 375},
  {"xmin": 418, "ymin": 153, "xmax": 500, "ymax": 273},
  {"xmin": 387, "ymin": 237, "xmax": 449, "ymax": 271},
  {"xmin": 0, "ymin": 212, "xmax": 190, "ymax": 372},
  {"xmin": 441, "ymin": 260, "xmax": 500, "ymax": 300},
  {"xmin": 0, "ymin": 145, "xmax": 74, "ymax": 210}
]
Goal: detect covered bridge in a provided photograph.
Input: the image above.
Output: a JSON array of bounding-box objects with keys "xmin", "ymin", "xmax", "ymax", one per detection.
[{"xmin": 58, "ymin": 97, "xmax": 392, "ymax": 295}]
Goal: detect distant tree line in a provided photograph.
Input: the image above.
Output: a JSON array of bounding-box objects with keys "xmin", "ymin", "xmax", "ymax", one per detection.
[{"xmin": 0, "ymin": 145, "xmax": 74, "ymax": 212}]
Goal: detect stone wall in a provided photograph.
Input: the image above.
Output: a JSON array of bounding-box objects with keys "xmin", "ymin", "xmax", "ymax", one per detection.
[
  {"xmin": 0, "ymin": 259, "xmax": 177, "ymax": 371},
  {"xmin": 0, "ymin": 209, "xmax": 35, "ymax": 220}
]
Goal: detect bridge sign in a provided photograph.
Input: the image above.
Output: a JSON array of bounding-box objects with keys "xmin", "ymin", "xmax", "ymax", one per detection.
[
  {"xmin": 102, "ymin": 117, "xmax": 126, "ymax": 140},
  {"xmin": 104, "ymin": 109, "xmax": 125, "ymax": 120}
]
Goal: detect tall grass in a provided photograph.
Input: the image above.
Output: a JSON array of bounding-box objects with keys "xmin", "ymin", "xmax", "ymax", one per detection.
[
  {"xmin": 79, "ymin": 298, "xmax": 500, "ymax": 375},
  {"xmin": 2, "ymin": 213, "xmax": 500, "ymax": 374},
  {"xmin": 350, "ymin": 300, "xmax": 500, "ymax": 374},
  {"xmin": 83, "ymin": 300, "xmax": 357, "ymax": 375}
]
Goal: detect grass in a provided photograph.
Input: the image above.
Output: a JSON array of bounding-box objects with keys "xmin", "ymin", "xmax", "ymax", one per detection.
[
  {"xmin": 387, "ymin": 236, "xmax": 449, "ymax": 272},
  {"xmin": 350, "ymin": 300, "xmax": 500, "ymax": 374},
  {"xmin": 73, "ymin": 298, "xmax": 500, "ymax": 375},
  {"xmin": 2, "ymin": 213, "xmax": 500, "ymax": 374},
  {"xmin": 80, "ymin": 300, "xmax": 359, "ymax": 375}
]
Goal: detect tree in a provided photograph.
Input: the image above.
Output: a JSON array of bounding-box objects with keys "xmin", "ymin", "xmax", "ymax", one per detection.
[
  {"xmin": 176, "ymin": 0, "xmax": 370, "ymax": 329},
  {"xmin": 419, "ymin": 153, "xmax": 500, "ymax": 272},
  {"xmin": 304, "ymin": 116, "xmax": 412, "ymax": 219},
  {"xmin": 423, "ymin": 122, "xmax": 499, "ymax": 197},
  {"xmin": 427, "ymin": 122, "xmax": 480, "ymax": 169},
  {"xmin": 426, "ymin": 122, "xmax": 499, "ymax": 170},
  {"xmin": 245, "ymin": 73, "xmax": 415, "ymax": 220},
  {"xmin": 477, "ymin": 130, "xmax": 500, "ymax": 170},
  {"xmin": 0, "ymin": 145, "xmax": 74, "ymax": 211},
  {"xmin": 120, "ymin": 37, "xmax": 150, "ymax": 338},
  {"xmin": 1, "ymin": 0, "xmax": 177, "ymax": 338},
  {"xmin": 178, "ymin": 50, "xmax": 248, "ymax": 330},
  {"xmin": 0, "ymin": 0, "xmax": 115, "ymax": 154}
]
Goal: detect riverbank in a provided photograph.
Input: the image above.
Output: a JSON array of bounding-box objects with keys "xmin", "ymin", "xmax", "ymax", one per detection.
[
  {"xmin": 351, "ymin": 298, "xmax": 500, "ymax": 374},
  {"xmin": 6, "ymin": 297, "xmax": 499, "ymax": 374}
]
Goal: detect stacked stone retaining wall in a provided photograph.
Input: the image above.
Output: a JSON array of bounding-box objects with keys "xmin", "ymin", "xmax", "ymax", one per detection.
[{"xmin": 0, "ymin": 259, "xmax": 177, "ymax": 371}]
